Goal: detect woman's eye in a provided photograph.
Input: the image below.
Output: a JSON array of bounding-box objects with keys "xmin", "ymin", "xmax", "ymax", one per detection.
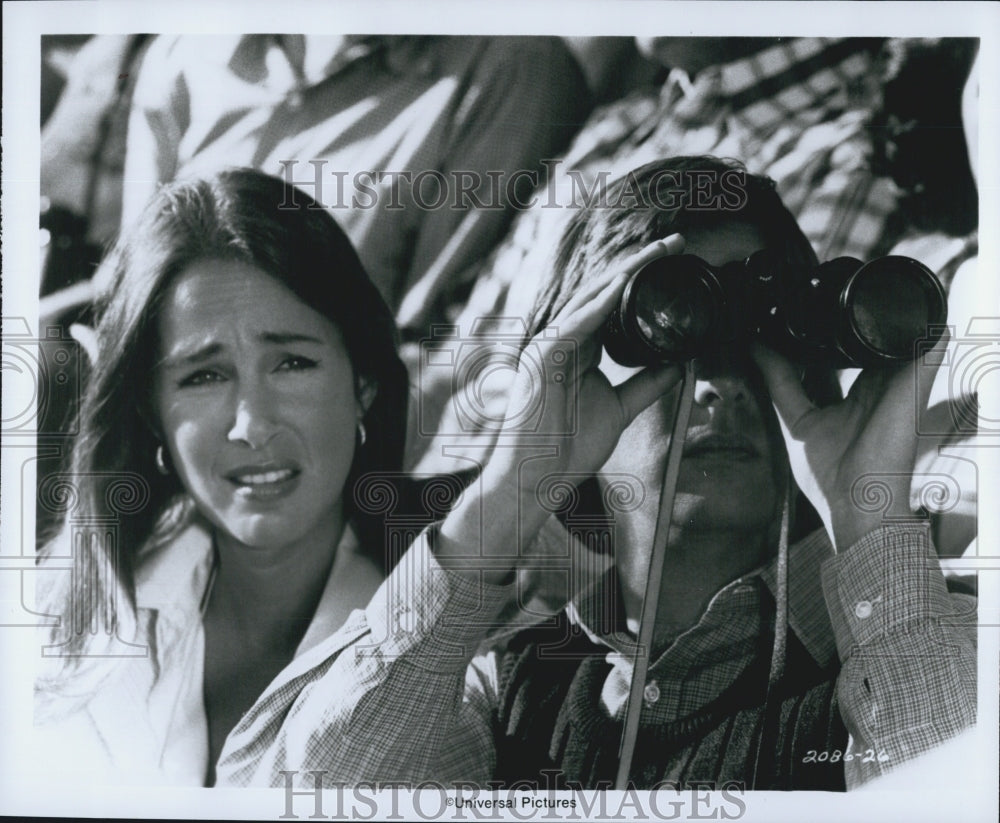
[
  {"xmin": 277, "ymin": 355, "xmax": 319, "ymax": 372},
  {"xmin": 178, "ymin": 369, "xmax": 224, "ymax": 388}
]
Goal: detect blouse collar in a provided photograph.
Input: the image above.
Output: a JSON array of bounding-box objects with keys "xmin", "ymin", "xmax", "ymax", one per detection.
[{"xmin": 134, "ymin": 517, "xmax": 383, "ymax": 660}]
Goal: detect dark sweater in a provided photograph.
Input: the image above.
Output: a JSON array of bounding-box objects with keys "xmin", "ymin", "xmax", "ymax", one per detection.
[{"xmin": 492, "ymin": 612, "xmax": 848, "ymax": 790}]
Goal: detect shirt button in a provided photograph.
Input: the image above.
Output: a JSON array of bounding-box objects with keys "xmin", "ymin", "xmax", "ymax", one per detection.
[
  {"xmin": 855, "ymin": 600, "xmax": 874, "ymax": 619},
  {"xmin": 396, "ymin": 605, "xmax": 415, "ymax": 628},
  {"xmin": 643, "ymin": 681, "xmax": 661, "ymax": 705}
]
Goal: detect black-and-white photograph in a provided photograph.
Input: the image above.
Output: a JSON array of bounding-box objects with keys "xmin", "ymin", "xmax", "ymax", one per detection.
[{"xmin": 2, "ymin": 2, "xmax": 997, "ymax": 821}]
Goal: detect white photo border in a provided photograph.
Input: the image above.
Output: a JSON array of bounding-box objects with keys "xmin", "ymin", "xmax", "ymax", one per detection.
[{"xmin": 3, "ymin": 2, "xmax": 998, "ymax": 820}]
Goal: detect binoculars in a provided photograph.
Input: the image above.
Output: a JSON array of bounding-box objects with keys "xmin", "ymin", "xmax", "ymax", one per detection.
[{"xmin": 603, "ymin": 251, "xmax": 947, "ymax": 368}]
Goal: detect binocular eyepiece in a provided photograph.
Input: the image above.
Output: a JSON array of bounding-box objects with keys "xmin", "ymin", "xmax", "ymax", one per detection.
[{"xmin": 603, "ymin": 251, "xmax": 948, "ymax": 369}]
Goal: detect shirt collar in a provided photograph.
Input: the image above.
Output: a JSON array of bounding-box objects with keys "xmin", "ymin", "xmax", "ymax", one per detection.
[
  {"xmin": 758, "ymin": 526, "xmax": 838, "ymax": 667},
  {"xmin": 278, "ymin": 35, "xmax": 382, "ymax": 86},
  {"xmin": 227, "ymin": 35, "xmax": 431, "ymax": 89},
  {"xmin": 662, "ymin": 38, "xmax": 865, "ymax": 119},
  {"xmin": 134, "ymin": 519, "xmax": 214, "ymax": 614},
  {"xmin": 566, "ymin": 526, "xmax": 838, "ymax": 669},
  {"xmin": 133, "ymin": 517, "xmax": 383, "ymax": 659},
  {"xmin": 225, "ymin": 35, "xmax": 373, "ymax": 88},
  {"xmin": 293, "ymin": 525, "xmax": 383, "ymax": 658}
]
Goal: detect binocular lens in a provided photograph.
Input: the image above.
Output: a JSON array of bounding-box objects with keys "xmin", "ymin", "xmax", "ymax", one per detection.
[
  {"xmin": 630, "ymin": 257, "xmax": 721, "ymax": 360},
  {"xmin": 635, "ymin": 270, "xmax": 716, "ymax": 355},
  {"xmin": 604, "ymin": 251, "xmax": 946, "ymax": 368},
  {"xmin": 845, "ymin": 257, "xmax": 946, "ymax": 361}
]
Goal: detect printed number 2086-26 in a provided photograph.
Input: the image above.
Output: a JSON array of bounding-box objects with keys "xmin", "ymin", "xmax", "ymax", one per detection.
[{"xmin": 802, "ymin": 749, "xmax": 889, "ymax": 764}]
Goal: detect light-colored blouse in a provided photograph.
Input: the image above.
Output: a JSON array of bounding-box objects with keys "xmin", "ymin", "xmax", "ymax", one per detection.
[{"xmin": 33, "ymin": 520, "xmax": 383, "ymax": 786}]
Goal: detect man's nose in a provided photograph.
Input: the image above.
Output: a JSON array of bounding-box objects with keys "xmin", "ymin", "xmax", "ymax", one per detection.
[
  {"xmin": 227, "ymin": 382, "xmax": 279, "ymax": 449},
  {"xmin": 691, "ymin": 347, "xmax": 756, "ymax": 408},
  {"xmin": 692, "ymin": 374, "xmax": 753, "ymax": 407}
]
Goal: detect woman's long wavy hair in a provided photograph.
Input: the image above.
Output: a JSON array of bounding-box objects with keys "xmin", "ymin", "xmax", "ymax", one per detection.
[{"xmin": 37, "ymin": 168, "xmax": 408, "ymax": 672}]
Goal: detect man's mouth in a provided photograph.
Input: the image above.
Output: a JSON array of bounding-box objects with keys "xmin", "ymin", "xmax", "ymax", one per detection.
[{"xmin": 682, "ymin": 432, "xmax": 760, "ymax": 460}]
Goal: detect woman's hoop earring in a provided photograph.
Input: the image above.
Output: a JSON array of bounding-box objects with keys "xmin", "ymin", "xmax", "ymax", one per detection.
[
  {"xmin": 155, "ymin": 445, "xmax": 170, "ymax": 476},
  {"xmin": 357, "ymin": 420, "xmax": 367, "ymax": 447}
]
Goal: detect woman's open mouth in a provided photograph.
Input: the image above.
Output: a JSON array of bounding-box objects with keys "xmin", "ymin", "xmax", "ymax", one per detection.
[{"xmin": 225, "ymin": 464, "xmax": 302, "ymax": 499}]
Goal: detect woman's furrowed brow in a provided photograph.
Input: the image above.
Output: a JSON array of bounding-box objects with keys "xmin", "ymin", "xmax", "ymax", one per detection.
[
  {"xmin": 258, "ymin": 331, "xmax": 327, "ymax": 346},
  {"xmin": 159, "ymin": 341, "xmax": 223, "ymax": 370},
  {"xmin": 157, "ymin": 331, "xmax": 329, "ymax": 371}
]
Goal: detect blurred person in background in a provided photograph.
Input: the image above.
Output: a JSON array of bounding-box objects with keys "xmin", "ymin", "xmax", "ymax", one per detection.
[
  {"xmin": 411, "ymin": 37, "xmax": 904, "ymax": 473},
  {"xmin": 40, "ymin": 35, "xmax": 152, "ymax": 302},
  {"xmin": 869, "ymin": 39, "xmax": 982, "ymax": 566},
  {"xmin": 120, "ymin": 35, "xmax": 591, "ymax": 336}
]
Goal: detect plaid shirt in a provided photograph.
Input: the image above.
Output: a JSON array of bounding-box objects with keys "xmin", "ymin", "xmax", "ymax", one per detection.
[
  {"xmin": 409, "ymin": 37, "xmax": 900, "ymax": 473},
  {"xmin": 214, "ymin": 519, "xmax": 976, "ymax": 789},
  {"xmin": 564, "ymin": 528, "xmax": 841, "ymax": 723},
  {"xmin": 490, "ymin": 36, "xmax": 896, "ymax": 305}
]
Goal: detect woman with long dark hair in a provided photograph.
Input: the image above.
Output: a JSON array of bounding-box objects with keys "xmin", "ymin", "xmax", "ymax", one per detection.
[{"xmin": 34, "ymin": 168, "xmax": 409, "ymax": 785}]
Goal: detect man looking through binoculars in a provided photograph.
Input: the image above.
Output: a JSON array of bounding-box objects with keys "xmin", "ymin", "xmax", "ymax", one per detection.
[{"xmin": 214, "ymin": 156, "xmax": 976, "ymax": 791}]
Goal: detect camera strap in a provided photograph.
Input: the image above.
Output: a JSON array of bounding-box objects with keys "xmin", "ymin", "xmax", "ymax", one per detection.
[
  {"xmin": 748, "ymin": 485, "xmax": 791, "ymax": 789},
  {"xmin": 613, "ymin": 362, "xmax": 794, "ymax": 790},
  {"xmin": 614, "ymin": 359, "xmax": 696, "ymax": 790}
]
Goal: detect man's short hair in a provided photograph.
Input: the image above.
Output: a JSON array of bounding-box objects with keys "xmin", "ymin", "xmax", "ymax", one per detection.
[{"xmin": 529, "ymin": 155, "xmax": 818, "ymax": 334}]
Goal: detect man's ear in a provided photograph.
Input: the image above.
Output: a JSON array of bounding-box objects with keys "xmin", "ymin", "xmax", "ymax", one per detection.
[{"xmin": 357, "ymin": 377, "xmax": 378, "ymax": 417}]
